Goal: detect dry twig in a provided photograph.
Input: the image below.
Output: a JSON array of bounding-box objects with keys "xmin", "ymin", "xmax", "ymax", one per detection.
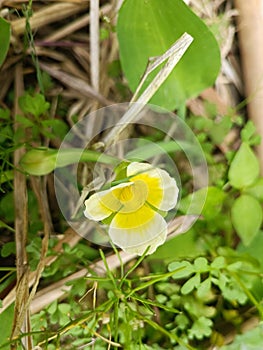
[
  {"xmin": 234, "ymin": 0, "xmax": 263, "ymax": 172},
  {"xmin": 11, "ymin": 64, "xmax": 32, "ymax": 350}
]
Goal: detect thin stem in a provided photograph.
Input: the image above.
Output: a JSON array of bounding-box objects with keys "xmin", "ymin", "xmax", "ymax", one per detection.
[{"xmin": 119, "ymin": 247, "xmax": 150, "ymax": 288}]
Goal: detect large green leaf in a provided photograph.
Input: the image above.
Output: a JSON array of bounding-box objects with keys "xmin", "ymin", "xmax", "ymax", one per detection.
[
  {"xmin": 117, "ymin": 0, "xmax": 221, "ymax": 110},
  {"xmin": 228, "ymin": 142, "xmax": 259, "ymax": 189},
  {"xmin": 0, "ymin": 18, "xmax": 11, "ymax": 67},
  {"xmin": 231, "ymin": 194, "xmax": 262, "ymax": 246}
]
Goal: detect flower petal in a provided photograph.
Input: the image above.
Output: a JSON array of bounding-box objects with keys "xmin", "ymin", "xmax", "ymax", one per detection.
[
  {"xmin": 154, "ymin": 168, "xmax": 179, "ymax": 211},
  {"xmin": 112, "ymin": 205, "xmax": 155, "ymax": 229},
  {"xmin": 109, "ymin": 210, "xmax": 168, "ymax": 255},
  {"xmin": 127, "ymin": 162, "xmax": 179, "ymax": 211},
  {"xmin": 84, "ymin": 193, "xmax": 113, "ymax": 221},
  {"xmin": 99, "ymin": 182, "xmax": 132, "ymax": 212},
  {"xmin": 111, "ymin": 180, "xmax": 148, "ymax": 213}
]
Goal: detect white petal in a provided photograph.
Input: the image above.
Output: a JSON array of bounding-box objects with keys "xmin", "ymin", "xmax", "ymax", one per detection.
[
  {"xmin": 127, "ymin": 162, "xmax": 154, "ymax": 177},
  {"xmin": 109, "ymin": 212, "xmax": 168, "ymax": 256},
  {"xmin": 127, "ymin": 162, "xmax": 179, "ymax": 211},
  {"xmin": 156, "ymin": 168, "xmax": 179, "ymax": 211},
  {"xmin": 84, "ymin": 193, "xmax": 112, "ymax": 221}
]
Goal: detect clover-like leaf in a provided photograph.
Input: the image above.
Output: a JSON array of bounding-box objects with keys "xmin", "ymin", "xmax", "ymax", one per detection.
[
  {"xmin": 188, "ymin": 316, "xmax": 213, "ymax": 340},
  {"xmin": 168, "ymin": 260, "xmax": 194, "ymax": 279},
  {"xmin": 19, "ymin": 93, "xmax": 50, "ymax": 118},
  {"xmin": 194, "ymin": 257, "xmax": 209, "ymax": 272},
  {"xmin": 211, "ymin": 256, "xmax": 225, "ymax": 269},
  {"xmin": 196, "ymin": 278, "xmax": 211, "ymax": 298},
  {"xmin": 181, "ymin": 273, "xmax": 201, "ymax": 295}
]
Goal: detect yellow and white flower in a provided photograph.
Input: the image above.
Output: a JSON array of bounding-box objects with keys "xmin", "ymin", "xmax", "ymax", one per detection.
[{"xmin": 84, "ymin": 162, "xmax": 179, "ymax": 255}]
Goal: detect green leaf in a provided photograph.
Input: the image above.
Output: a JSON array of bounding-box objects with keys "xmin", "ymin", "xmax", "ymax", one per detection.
[
  {"xmin": 41, "ymin": 119, "xmax": 69, "ymax": 140},
  {"xmin": 196, "ymin": 278, "xmax": 211, "ymax": 298},
  {"xmin": 221, "ymin": 280, "xmax": 247, "ymax": 304},
  {"xmin": 175, "ymin": 314, "xmax": 189, "ymax": 330},
  {"xmin": 0, "ymin": 192, "xmax": 14, "ymax": 222},
  {"xmin": 0, "ymin": 303, "xmax": 14, "ymax": 350},
  {"xmin": 211, "ymin": 256, "xmax": 225, "ymax": 269},
  {"xmin": 181, "ymin": 273, "xmax": 200, "ymax": 294},
  {"xmin": 58, "ymin": 303, "xmax": 71, "ymax": 314},
  {"xmin": 148, "ymin": 229, "xmax": 205, "ymax": 261},
  {"xmin": 188, "ymin": 316, "xmax": 213, "ymax": 340},
  {"xmin": 209, "ymin": 115, "xmax": 232, "ymax": 144},
  {"xmin": 179, "ymin": 186, "xmax": 225, "ymax": 220},
  {"xmin": 241, "ymin": 120, "xmax": 258, "ymax": 143},
  {"xmin": 231, "ymin": 194, "xmax": 262, "ymax": 246},
  {"xmin": 0, "ymin": 170, "xmax": 14, "ymax": 186},
  {"xmin": 16, "ymin": 114, "xmax": 35, "ymax": 127},
  {"xmin": 245, "ymin": 178, "xmax": 263, "ymax": 201},
  {"xmin": 117, "ymin": 0, "xmax": 220, "ymax": 110},
  {"xmin": 19, "ymin": 93, "xmax": 50, "ymax": 118},
  {"xmin": 0, "ymin": 18, "xmax": 11, "ymax": 67},
  {"xmin": 1, "ymin": 241, "xmax": 16, "ymax": 257},
  {"xmin": 0, "ymin": 108, "xmax": 10, "ymax": 120},
  {"xmin": 228, "ymin": 142, "xmax": 259, "ymax": 189},
  {"xmin": 168, "ymin": 260, "xmax": 194, "ymax": 279},
  {"xmin": 194, "ymin": 257, "xmax": 209, "ymax": 272},
  {"xmin": 238, "ymin": 231, "xmax": 263, "ymax": 271},
  {"xmin": 47, "ymin": 301, "xmax": 58, "ymax": 315}
]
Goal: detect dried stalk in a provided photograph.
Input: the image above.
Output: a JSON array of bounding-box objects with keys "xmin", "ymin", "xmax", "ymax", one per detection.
[
  {"xmin": 11, "ymin": 2, "xmax": 88, "ymax": 36},
  {"xmin": 24, "ymin": 177, "xmax": 52, "ymax": 317},
  {"xmin": 103, "ymin": 32, "xmax": 194, "ymax": 147},
  {"xmin": 234, "ymin": 0, "xmax": 263, "ymax": 172},
  {"xmin": 39, "ymin": 62, "xmax": 112, "ymax": 105},
  {"xmin": 1, "ymin": 228, "xmax": 81, "ymax": 313},
  {"xmin": 43, "ymin": 3, "xmax": 111, "ymax": 42},
  {"xmin": 11, "ymin": 64, "xmax": 32, "ymax": 349},
  {"xmin": 90, "ymin": 0, "xmax": 100, "ymax": 91}
]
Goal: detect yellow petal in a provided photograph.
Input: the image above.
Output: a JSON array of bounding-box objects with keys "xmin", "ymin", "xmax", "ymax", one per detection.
[
  {"xmin": 109, "ymin": 211, "xmax": 167, "ymax": 256},
  {"xmin": 127, "ymin": 162, "xmax": 179, "ymax": 210},
  {"xmin": 84, "ymin": 180, "xmax": 148, "ymax": 221},
  {"xmin": 112, "ymin": 205, "xmax": 155, "ymax": 229}
]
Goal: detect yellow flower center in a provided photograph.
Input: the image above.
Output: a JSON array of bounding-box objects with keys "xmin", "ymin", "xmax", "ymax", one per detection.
[
  {"xmin": 119, "ymin": 186, "xmax": 133, "ymax": 202},
  {"xmin": 100, "ymin": 179, "xmax": 149, "ymax": 214}
]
